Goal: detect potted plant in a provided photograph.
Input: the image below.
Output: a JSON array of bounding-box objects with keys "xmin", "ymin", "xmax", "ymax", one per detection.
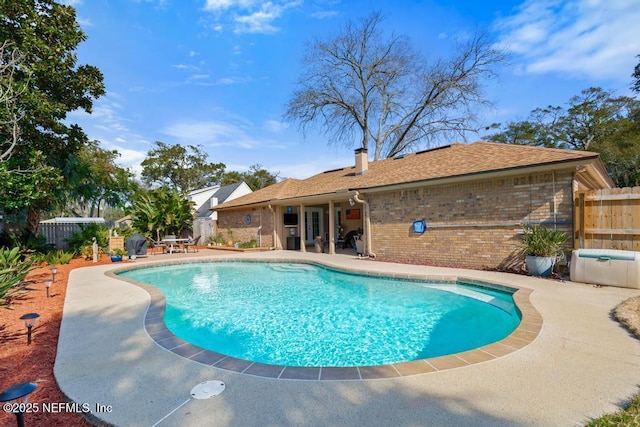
[
  {"xmin": 110, "ymin": 248, "xmax": 125, "ymax": 262},
  {"xmin": 520, "ymin": 225, "xmax": 568, "ymax": 277}
]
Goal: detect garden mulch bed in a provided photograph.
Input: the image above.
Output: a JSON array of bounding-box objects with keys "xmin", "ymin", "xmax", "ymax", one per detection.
[{"xmin": 1, "ymin": 255, "xmax": 114, "ymax": 427}]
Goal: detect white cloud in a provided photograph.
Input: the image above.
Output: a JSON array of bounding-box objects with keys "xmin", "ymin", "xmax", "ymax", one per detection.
[
  {"xmin": 202, "ymin": 0, "xmax": 301, "ymax": 34},
  {"xmin": 66, "ymin": 93, "xmax": 151, "ymax": 175},
  {"xmin": 494, "ymin": 0, "xmax": 640, "ymax": 82},
  {"xmin": 162, "ymin": 120, "xmax": 259, "ymax": 148},
  {"xmin": 203, "ymin": 0, "xmax": 257, "ymax": 11},
  {"xmin": 310, "ymin": 10, "xmax": 338, "ymax": 19},
  {"xmin": 234, "ymin": 7, "xmax": 280, "ymax": 34},
  {"xmin": 263, "ymin": 119, "xmax": 288, "ymax": 133}
]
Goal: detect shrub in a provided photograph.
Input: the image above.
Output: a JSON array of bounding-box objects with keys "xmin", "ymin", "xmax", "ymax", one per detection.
[
  {"xmin": 44, "ymin": 250, "xmax": 74, "ymax": 265},
  {"xmin": 520, "ymin": 225, "xmax": 568, "ymax": 257},
  {"xmin": 239, "ymin": 239, "xmax": 258, "ymax": 249},
  {"xmin": 0, "ymin": 247, "xmax": 34, "ymax": 306},
  {"xmin": 65, "ymin": 223, "xmax": 110, "ymax": 253}
]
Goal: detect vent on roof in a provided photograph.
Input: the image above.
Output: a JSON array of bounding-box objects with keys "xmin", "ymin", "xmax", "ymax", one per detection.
[
  {"xmin": 323, "ymin": 167, "xmax": 346, "ymax": 174},
  {"xmin": 416, "ymin": 145, "xmax": 452, "ymax": 155}
]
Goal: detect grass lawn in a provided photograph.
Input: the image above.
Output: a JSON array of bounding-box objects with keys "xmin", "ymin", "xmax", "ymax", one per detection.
[{"xmin": 588, "ymin": 296, "xmax": 640, "ymax": 426}]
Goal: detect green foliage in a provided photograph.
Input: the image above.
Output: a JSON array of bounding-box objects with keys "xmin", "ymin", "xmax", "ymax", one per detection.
[
  {"xmin": 129, "ymin": 187, "xmax": 193, "ymax": 240},
  {"xmin": 238, "ymin": 239, "xmax": 258, "ymax": 249},
  {"xmin": 222, "ymin": 164, "xmax": 279, "ymax": 190},
  {"xmin": 1, "ymin": 229, "xmax": 54, "ymax": 254},
  {"xmin": 65, "ymin": 223, "xmax": 110, "ymax": 253},
  {"xmin": 587, "ymin": 390, "xmax": 640, "ymax": 426},
  {"xmin": 0, "ymin": 151, "xmax": 63, "ymax": 211},
  {"xmin": 0, "ymin": 246, "xmax": 33, "ymax": 306},
  {"xmin": 43, "ymin": 250, "xmax": 74, "ymax": 265},
  {"xmin": 60, "ymin": 141, "xmax": 137, "ymax": 217},
  {"xmin": 519, "ymin": 225, "xmax": 568, "ymax": 257},
  {"xmin": 141, "ymin": 141, "xmax": 226, "ymax": 193},
  {"xmin": 633, "ymin": 53, "xmax": 640, "ymax": 94},
  {"xmin": 109, "ymin": 247, "xmax": 125, "ymax": 257},
  {"xmin": 0, "ymin": 0, "xmax": 105, "ymax": 236},
  {"xmin": 80, "ymin": 244, "xmax": 96, "ymax": 260},
  {"xmin": 485, "ymin": 87, "xmax": 640, "ymax": 187}
]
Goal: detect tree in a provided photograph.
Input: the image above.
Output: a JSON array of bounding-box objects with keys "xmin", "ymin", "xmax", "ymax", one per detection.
[
  {"xmin": 129, "ymin": 188, "xmax": 193, "ymax": 240},
  {"xmin": 485, "ymin": 87, "xmax": 640, "ymax": 187},
  {"xmin": 633, "ymin": 54, "xmax": 640, "ymax": 94},
  {"xmin": 222, "ymin": 164, "xmax": 279, "ymax": 190},
  {"xmin": 141, "ymin": 141, "xmax": 226, "ymax": 194},
  {"xmin": 0, "ymin": 41, "xmax": 26, "ymax": 163},
  {"xmin": 0, "ymin": 0, "xmax": 105, "ymax": 236},
  {"xmin": 487, "ymin": 88, "xmax": 635, "ymax": 151},
  {"xmin": 60, "ymin": 142, "xmax": 137, "ymax": 217},
  {"xmin": 285, "ymin": 12, "xmax": 506, "ymax": 160}
]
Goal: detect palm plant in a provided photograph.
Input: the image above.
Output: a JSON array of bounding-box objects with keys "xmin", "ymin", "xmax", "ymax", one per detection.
[
  {"xmin": 129, "ymin": 188, "xmax": 193, "ymax": 239},
  {"xmin": 520, "ymin": 225, "xmax": 568, "ymax": 257}
]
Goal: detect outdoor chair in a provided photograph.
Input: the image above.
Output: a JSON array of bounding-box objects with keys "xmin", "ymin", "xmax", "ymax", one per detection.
[
  {"xmin": 148, "ymin": 238, "xmax": 167, "ymax": 255},
  {"xmin": 182, "ymin": 236, "xmax": 200, "ymax": 253}
]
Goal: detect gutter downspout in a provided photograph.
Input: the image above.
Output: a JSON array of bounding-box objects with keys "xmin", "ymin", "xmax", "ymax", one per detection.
[{"xmin": 352, "ymin": 192, "xmax": 376, "ymax": 259}]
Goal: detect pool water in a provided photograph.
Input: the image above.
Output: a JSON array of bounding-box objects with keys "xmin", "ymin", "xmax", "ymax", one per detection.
[{"xmin": 119, "ymin": 262, "xmax": 520, "ymax": 367}]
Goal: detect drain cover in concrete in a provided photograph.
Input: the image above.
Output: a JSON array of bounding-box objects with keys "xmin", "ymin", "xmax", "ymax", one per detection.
[{"xmin": 190, "ymin": 381, "xmax": 226, "ymax": 399}]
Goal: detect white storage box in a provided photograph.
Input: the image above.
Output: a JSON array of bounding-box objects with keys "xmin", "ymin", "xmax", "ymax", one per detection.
[{"xmin": 570, "ymin": 249, "xmax": 640, "ymax": 289}]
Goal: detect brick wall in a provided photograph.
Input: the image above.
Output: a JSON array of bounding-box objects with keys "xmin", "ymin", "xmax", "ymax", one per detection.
[
  {"xmin": 218, "ymin": 207, "xmax": 275, "ymax": 247},
  {"xmin": 369, "ymin": 171, "xmax": 574, "ymax": 270}
]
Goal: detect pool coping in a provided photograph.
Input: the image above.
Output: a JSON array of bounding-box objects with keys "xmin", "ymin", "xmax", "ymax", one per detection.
[{"xmin": 106, "ymin": 257, "xmax": 541, "ymax": 381}]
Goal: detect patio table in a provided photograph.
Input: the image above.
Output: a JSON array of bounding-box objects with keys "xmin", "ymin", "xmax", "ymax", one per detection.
[{"xmin": 162, "ymin": 238, "xmax": 190, "ymax": 254}]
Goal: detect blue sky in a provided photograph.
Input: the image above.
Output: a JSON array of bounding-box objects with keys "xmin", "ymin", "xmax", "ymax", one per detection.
[{"xmin": 63, "ymin": 0, "xmax": 640, "ymax": 180}]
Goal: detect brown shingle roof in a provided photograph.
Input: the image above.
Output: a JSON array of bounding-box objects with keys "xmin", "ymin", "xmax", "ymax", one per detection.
[{"xmin": 216, "ymin": 142, "xmax": 603, "ymax": 209}]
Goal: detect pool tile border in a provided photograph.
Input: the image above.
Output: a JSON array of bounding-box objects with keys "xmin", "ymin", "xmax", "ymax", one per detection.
[{"xmin": 107, "ymin": 258, "xmax": 542, "ymax": 381}]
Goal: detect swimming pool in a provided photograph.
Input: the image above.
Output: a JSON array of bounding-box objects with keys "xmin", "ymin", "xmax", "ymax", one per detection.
[{"xmin": 118, "ymin": 261, "xmax": 521, "ymax": 367}]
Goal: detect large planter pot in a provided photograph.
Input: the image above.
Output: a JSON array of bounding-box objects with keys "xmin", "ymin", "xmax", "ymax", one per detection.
[
  {"xmin": 110, "ymin": 255, "xmax": 123, "ymax": 263},
  {"xmin": 525, "ymin": 255, "xmax": 555, "ymax": 277}
]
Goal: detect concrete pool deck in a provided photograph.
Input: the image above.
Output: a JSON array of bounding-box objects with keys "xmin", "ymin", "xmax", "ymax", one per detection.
[{"xmin": 55, "ymin": 251, "xmax": 640, "ymax": 426}]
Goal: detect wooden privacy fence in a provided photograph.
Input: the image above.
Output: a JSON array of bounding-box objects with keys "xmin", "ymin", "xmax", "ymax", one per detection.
[
  {"xmin": 575, "ymin": 187, "xmax": 640, "ymax": 251},
  {"xmin": 39, "ymin": 217, "xmax": 106, "ymax": 250}
]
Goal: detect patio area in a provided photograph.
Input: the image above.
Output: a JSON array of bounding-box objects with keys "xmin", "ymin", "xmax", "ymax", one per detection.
[{"xmin": 55, "ymin": 250, "xmax": 640, "ymax": 426}]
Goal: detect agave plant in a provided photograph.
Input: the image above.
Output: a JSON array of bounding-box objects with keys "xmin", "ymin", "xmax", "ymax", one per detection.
[{"xmin": 520, "ymin": 225, "xmax": 568, "ymax": 257}]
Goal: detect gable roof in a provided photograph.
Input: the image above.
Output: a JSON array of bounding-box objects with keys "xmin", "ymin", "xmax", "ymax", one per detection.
[
  {"xmin": 214, "ymin": 181, "xmax": 245, "ymax": 203},
  {"xmin": 191, "ymin": 182, "xmax": 251, "ymax": 217},
  {"xmin": 216, "ymin": 142, "xmax": 612, "ymax": 210}
]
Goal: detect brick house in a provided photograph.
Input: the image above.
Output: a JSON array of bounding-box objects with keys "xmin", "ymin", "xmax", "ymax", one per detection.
[{"xmin": 213, "ymin": 142, "xmax": 613, "ymax": 270}]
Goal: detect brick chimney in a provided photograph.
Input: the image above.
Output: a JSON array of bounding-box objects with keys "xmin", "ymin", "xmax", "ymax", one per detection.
[{"xmin": 354, "ymin": 148, "xmax": 368, "ymax": 175}]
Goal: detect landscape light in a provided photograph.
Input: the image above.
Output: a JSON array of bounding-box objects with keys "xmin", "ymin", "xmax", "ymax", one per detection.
[
  {"xmin": 50, "ymin": 266, "xmax": 58, "ymax": 282},
  {"xmin": 0, "ymin": 382, "xmax": 37, "ymax": 427},
  {"xmin": 19, "ymin": 313, "xmax": 40, "ymax": 345},
  {"xmin": 44, "ymin": 279, "xmax": 52, "ymax": 298}
]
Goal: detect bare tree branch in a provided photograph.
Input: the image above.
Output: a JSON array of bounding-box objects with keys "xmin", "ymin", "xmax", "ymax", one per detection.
[
  {"xmin": 0, "ymin": 41, "xmax": 28, "ymax": 163},
  {"xmin": 285, "ymin": 13, "xmax": 506, "ymax": 160}
]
